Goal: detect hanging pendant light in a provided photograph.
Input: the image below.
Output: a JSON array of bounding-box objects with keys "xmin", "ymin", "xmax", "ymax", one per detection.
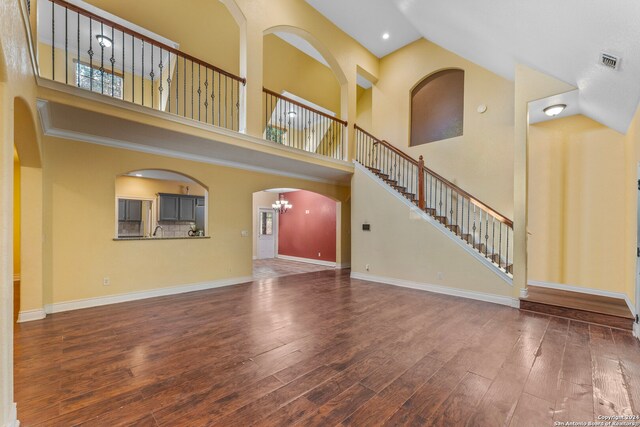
[{"xmin": 272, "ymin": 193, "xmax": 292, "ymax": 214}]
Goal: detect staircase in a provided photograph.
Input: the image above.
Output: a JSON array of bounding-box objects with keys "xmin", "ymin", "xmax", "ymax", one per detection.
[{"xmin": 355, "ymin": 125, "xmax": 513, "ymax": 276}]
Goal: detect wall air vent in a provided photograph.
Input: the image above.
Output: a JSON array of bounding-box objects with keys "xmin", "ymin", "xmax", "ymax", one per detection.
[{"xmin": 599, "ymin": 52, "xmax": 620, "ymax": 70}]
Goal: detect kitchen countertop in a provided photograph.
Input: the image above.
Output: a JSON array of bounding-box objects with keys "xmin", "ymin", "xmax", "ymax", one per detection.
[{"xmin": 113, "ymin": 236, "xmax": 211, "ymax": 241}]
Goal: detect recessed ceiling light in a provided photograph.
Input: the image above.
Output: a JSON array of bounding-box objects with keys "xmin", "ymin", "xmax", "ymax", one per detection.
[
  {"xmin": 382, "ymin": 32, "xmax": 390, "ymax": 40},
  {"xmin": 543, "ymin": 104, "xmax": 566, "ymax": 117},
  {"xmin": 96, "ymin": 35, "xmax": 113, "ymax": 48}
]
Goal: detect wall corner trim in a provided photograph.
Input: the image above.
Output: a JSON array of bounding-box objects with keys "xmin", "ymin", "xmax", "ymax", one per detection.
[
  {"xmin": 351, "ymin": 271, "xmax": 518, "ymax": 308},
  {"xmin": 17, "ymin": 309, "xmax": 47, "ymax": 323},
  {"xmin": 43, "ymin": 276, "xmax": 253, "ymax": 315},
  {"xmin": 276, "ymin": 255, "xmax": 337, "ymax": 267}
]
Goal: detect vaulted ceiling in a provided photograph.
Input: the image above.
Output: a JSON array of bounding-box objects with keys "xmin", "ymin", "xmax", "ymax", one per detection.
[{"xmin": 306, "ymin": 0, "xmax": 640, "ymax": 133}]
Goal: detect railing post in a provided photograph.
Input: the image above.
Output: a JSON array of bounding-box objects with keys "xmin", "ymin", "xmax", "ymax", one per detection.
[{"xmin": 418, "ymin": 155, "xmax": 425, "ymax": 210}]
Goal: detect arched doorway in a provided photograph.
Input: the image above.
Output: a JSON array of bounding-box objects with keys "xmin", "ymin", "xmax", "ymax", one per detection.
[{"xmin": 252, "ymin": 188, "xmax": 339, "ymax": 279}]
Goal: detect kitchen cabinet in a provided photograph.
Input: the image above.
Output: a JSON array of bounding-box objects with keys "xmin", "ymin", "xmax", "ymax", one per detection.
[
  {"xmin": 118, "ymin": 199, "xmax": 142, "ymax": 221},
  {"xmin": 159, "ymin": 194, "xmax": 179, "ymax": 221},
  {"xmin": 158, "ymin": 193, "xmax": 199, "ymax": 221},
  {"xmin": 179, "ymin": 197, "xmax": 196, "ymax": 222}
]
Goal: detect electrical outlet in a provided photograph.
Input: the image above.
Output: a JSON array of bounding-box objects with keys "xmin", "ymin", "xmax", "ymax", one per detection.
[
  {"xmin": 318, "ymin": 252, "xmax": 321, "ymax": 257},
  {"xmin": 241, "ymin": 230, "xmax": 249, "ymax": 237},
  {"xmin": 437, "ymin": 272, "xmax": 444, "ymax": 280},
  {"xmin": 365, "ymin": 264, "xmax": 370, "ymax": 271},
  {"xmin": 103, "ymin": 277, "xmax": 110, "ymax": 286}
]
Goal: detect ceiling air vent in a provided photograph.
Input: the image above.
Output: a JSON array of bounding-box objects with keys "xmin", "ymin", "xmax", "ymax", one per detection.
[{"xmin": 599, "ymin": 52, "xmax": 620, "ymax": 70}]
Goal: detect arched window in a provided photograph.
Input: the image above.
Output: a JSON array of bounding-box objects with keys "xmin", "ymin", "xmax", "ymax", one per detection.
[{"xmin": 410, "ymin": 69, "xmax": 464, "ymax": 146}]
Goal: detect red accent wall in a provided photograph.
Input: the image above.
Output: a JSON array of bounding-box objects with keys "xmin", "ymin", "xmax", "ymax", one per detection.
[{"xmin": 278, "ymin": 190, "xmax": 336, "ymax": 262}]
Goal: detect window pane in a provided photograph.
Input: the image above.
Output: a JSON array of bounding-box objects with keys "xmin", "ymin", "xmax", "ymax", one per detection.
[
  {"xmin": 260, "ymin": 211, "xmax": 273, "ymax": 235},
  {"xmin": 76, "ymin": 62, "xmax": 123, "ymax": 99}
]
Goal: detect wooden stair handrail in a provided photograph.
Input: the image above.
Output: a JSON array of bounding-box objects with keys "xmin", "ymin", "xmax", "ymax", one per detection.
[
  {"xmin": 264, "ymin": 88, "xmax": 348, "ymax": 126},
  {"xmin": 48, "ymin": 0, "xmax": 246, "ymax": 84},
  {"xmin": 422, "ymin": 166, "xmax": 513, "ymax": 227},
  {"xmin": 354, "ymin": 124, "xmax": 513, "ymax": 228},
  {"xmin": 354, "ymin": 124, "xmax": 417, "ymax": 165}
]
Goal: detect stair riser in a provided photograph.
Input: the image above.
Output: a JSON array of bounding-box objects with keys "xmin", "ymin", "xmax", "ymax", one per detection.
[{"xmin": 520, "ymin": 300, "xmax": 633, "ymax": 331}]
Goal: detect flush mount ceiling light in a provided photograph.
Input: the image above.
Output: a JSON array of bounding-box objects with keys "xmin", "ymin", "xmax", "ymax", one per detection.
[
  {"xmin": 382, "ymin": 32, "xmax": 390, "ymax": 40},
  {"xmin": 134, "ymin": 173, "xmax": 143, "ymax": 177},
  {"xmin": 287, "ymin": 111, "xmax": 297, "ymax": 118},
  {"xmin": 96, "ymin": 35, "xmax": 113, "ymax": 48},
  {"xmin": 543, "ymin": 104, "xmax": 566, "ymax": 117}
]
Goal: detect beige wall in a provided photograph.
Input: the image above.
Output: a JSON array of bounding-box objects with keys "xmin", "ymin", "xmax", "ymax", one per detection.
[
  {"xmin": 263, "ymin": 34, "xmax": 341, "ymax": 115},
  {"xmin": 372, "ymin": 38, "xmax": 515, "ymax": 218},
  {"xmin": 43, "ymin": 137, "xmax": 351, "ymax": 305},
  {"xmin": 529, "ymin": 115, "xmax": 628, "ymax": 294},
  {"xmin": 351, "ymin": 166, "xmax": 512, "ymax": 299},
  {"xmin": 356, "ymin": 86, "xmax": 372, "ymax": 132}
]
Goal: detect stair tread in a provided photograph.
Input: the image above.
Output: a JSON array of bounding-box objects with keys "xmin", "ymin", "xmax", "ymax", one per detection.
[{"xmin": 521, "ymin": 286, "xmax": 633, "ymax": 319}]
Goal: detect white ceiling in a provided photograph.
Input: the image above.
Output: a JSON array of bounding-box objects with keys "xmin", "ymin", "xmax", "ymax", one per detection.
[
  {"xmin": 305, "ymin": 0, "xmax": 421, "ymax": 58},
  {"xmin": 306, "ymin": 0, "xmax": 640, "ymax": 133}
]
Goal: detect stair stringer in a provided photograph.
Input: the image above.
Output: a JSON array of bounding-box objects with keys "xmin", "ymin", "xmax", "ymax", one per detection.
[{"xmin": 352, "ymin": 162, "xmax": 514, "ymax": 306}]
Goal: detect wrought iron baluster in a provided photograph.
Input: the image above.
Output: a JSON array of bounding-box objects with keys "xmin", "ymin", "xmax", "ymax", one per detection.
[
  {"xmin": 52, "ymin": 0, "xmax": 55, "ymax": 81},
  {"xmin": 167, "ymin": 53, "xmax": 171, "ymax": 113},
  {"xmin": 150, "ymin": 43, "xmax": 155, "ymax": 107},
  {"xmin": 205, "ymin": 68, "xmax": 209, "ymax": 123},
  {"xmin": 76, "ymin": 12, "xmax": 80, "ymax": 87},
  {"xmin": 141, "ymin": 39, "xmax": 144, "ymax": 106},
  {"xmin": 158, "ymin": 48, "xmax": 164, "ymax": 107},
  {"xmin": 110, "ymin": 25, "xmax": 115, "ymax": 97},
  {"xmin": 100, "ymin": 22, "xmax": 104, "ymax": 94},
  {"xmin": 65, "ymin": 7, "xmax": 68, "ymax": 84},
  {"xmin": 197, "ymin": 64, "xmax": 201, "ymax": 121},
  {"xmin": 89, "ymin": 18, "xmax": 93, "ymax": 91}
]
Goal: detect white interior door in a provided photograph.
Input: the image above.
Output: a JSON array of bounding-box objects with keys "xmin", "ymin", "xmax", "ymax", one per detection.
[{"xmin": 257, "ymin": 208, "xmax": 276, "ymax": 259}]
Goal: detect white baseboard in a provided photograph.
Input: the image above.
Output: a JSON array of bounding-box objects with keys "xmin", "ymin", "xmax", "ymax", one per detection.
[
  {"xmin": 43, "ymin": 276, "xmax": 253, "ymax": 315},
  {"xmin": 17, "ymin": 308, "xmax": 47, "ymax": 323},
  {"xmin": 634, "ymin": 322, "xmax": 639, "ymax": 339},
  {"xmin": 528, "ymin": 280, "xmax": 636, "ymax": 316},
  {"xmin": 277, "ymin": 254, "xmax": 337, "ymax": 268},
  {"xmin": 351, "ymin": 271, "xmax": 518, "ymax": 308},
  {"xmin": 6, "ymin": 402, "xmax": 19, "ymax": 427},
  {"xmin": 337, "ymin": 263, "xmax": 351, "ymax": 269}
]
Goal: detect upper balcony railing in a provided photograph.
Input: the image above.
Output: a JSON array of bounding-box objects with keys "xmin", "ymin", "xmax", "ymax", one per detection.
[
  {"xmin": 263, "ymin": 88, "xmax": 346, "ymax": 161},
  {"xmin": 39, "ymin": 0, "xmax": 246, "ymax": 131}
]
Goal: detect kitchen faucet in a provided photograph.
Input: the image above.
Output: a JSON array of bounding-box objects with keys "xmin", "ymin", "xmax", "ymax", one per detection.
[{"xmin": 152, "ymin": 225, "xmax": 164, "ymax": 237}]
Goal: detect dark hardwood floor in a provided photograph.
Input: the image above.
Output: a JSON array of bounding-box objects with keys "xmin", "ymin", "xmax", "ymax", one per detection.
[{"xmin": 14, "ymin": 270, "xmax": 640, "ymax": 426}]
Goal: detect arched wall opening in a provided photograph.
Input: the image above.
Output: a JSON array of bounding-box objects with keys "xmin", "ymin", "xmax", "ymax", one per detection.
[
  {"xmin": 13, "ymin": 97, "xmax": 44, "ymax": 324},
  {"xmin": 115, "ymin": 169, "xmax": 209, "ymax": 239},
  {"xmin": 252, "ymin": 188, "xmax": 340, "ymax": 278},
  {"xmin": 261, "ymin": 26, "xmax": 348, "ymax": 158}
]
